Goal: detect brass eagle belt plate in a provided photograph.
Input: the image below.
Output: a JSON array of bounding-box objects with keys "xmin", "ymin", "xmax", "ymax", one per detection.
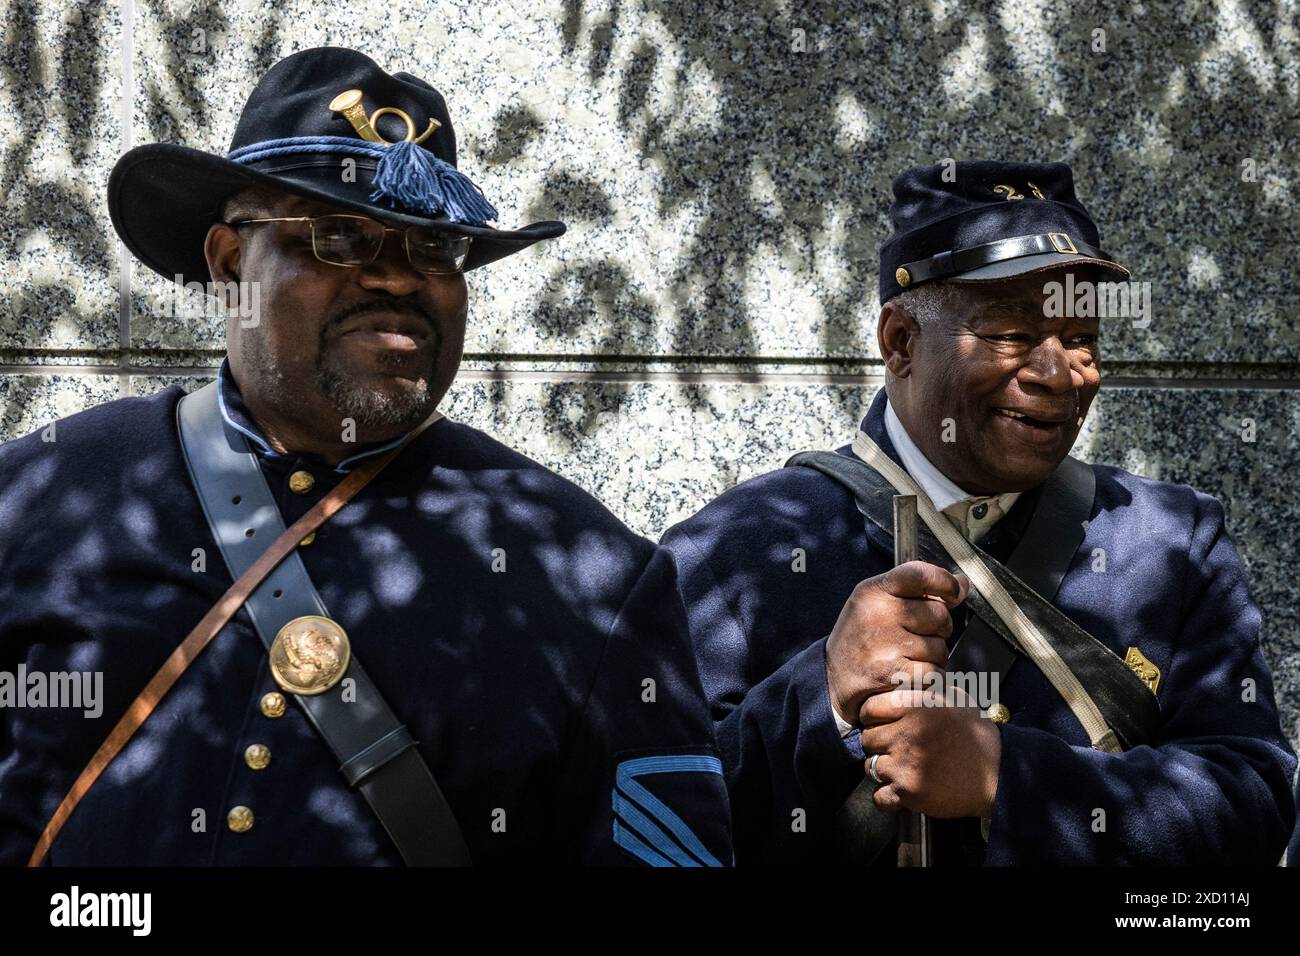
[{"xmin": 269, "ymin": 615, "xmax": 352, "ymax": 695}]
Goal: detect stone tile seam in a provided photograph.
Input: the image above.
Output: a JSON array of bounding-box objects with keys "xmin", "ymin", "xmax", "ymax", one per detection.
[
  {"xmin": 2, "ymin": 367, "xmax": 1300, "ymax": 391},
  {"xmin": 7, "ymin": 353, "xmax": 1300, "ymax": 378}
]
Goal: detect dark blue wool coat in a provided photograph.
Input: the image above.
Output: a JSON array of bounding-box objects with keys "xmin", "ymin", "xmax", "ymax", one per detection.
[
  {"xmin": 0, "ymin": 361, "xmax": 731, "ymax": 866},
  {"xmin": 663, "ymin": 389, "xmax": 1295, "ymax": 866}
]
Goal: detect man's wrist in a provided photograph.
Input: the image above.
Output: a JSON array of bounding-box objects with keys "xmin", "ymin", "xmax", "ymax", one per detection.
[
  {"xmin": 832, "ymin": 702, "xmax": 857, "ymax": 739},
  {"xmin": 826, "ymin": 659, "xmax": 858, "ymax": 738}
]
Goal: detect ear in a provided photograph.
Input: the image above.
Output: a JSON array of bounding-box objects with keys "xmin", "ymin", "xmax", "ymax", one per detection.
[
  {"xmin": 877, "ymin": 300, "xmax": 919, "ymax": 378},
  {"xmin": 205, "ymin": 222, "xmax": 244, "ymax": 307}
]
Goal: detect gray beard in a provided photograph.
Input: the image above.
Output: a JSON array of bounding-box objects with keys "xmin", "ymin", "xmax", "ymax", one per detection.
[
  {"xmin": 315, "ymin": 344, "xmax": 436, "ymax": 430},
  {"xmin": 241, "ymin": 331, "xmax": 437, "ymax": 433}
]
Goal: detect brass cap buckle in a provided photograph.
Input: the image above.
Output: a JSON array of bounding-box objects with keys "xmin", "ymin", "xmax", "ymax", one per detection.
[{"xmin": 1048, "ymin": 232, "xmax": 1078, "ymax": 255}]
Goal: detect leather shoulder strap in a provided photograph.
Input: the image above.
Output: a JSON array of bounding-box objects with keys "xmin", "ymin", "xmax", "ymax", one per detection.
[
  {"xmin": 785, "ymin": 448, "xmax": 1160, "ymax": 750},
  {"xmin": 176, "ymin": 381, "xmax": 471, "ymax": 867}
]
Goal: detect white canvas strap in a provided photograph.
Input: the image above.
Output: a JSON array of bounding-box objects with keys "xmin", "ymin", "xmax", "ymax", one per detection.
[{"xmin": 852, "ymin": 430, "xmax": 1122, "ymax": 753}]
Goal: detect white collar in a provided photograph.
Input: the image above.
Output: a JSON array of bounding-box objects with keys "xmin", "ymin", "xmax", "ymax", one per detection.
[{"xmin": 883, "ymin": 398, "xmax": 1022, "ymax": 517}]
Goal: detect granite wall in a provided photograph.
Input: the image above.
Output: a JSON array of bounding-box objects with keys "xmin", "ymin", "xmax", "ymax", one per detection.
[{"xmin": 2, "ymin": 1, "xmax": 1298, "ymax": 755}]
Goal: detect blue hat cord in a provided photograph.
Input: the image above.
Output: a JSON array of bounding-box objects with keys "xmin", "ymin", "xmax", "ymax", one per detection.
[{"xmin": 226, "ymin": 136, "xmax": 499, "ymax": 226}]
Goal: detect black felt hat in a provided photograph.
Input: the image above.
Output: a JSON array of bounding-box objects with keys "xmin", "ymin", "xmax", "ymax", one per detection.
[
  {"xmin": 108, "ymin": 46, "xmax": 565, "ymax": 285},
  {"xmin": 879, "ymin": 161, "xmax": 1128, "ymax": 304}
]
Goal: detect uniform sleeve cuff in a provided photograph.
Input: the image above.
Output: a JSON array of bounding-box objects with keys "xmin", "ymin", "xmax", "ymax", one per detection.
[{"xmin": 785, "ymin": 636, "xmax": 866, "ymax": 768}]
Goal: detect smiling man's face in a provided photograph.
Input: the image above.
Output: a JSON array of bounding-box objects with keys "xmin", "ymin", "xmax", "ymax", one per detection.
[
  {"xmin": 205, "ymin": 189, "xmax": 468, "ymax": 457},
  {"xmin": 879, "ymin": 266, "xmax": 1103, "ymax": 494}
]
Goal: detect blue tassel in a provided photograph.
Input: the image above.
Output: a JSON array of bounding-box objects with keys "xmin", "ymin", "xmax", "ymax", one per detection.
[{"xmin": 370, "ymin": 140, "xmax": 499, "ymax": 225}]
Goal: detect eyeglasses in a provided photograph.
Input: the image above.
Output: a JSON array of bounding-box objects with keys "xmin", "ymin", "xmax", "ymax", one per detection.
[{"xmin": 227, "ymin": 214, "xmax": 472, "ymax": 274}]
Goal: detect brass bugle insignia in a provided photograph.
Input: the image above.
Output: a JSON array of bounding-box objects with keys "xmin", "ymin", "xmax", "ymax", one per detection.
[{"xmin": 329, "ymin": 88, "xmax": 439, "ymax": 145}]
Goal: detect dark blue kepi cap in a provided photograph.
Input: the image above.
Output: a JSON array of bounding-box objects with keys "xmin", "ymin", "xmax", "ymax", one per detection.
[{"xmin": 878, "ymin": 160, "xmax": 1129, "ymax": 304}]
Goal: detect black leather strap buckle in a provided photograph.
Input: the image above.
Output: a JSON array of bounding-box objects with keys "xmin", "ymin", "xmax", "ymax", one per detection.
[
  {"xmin": 897, "ymin": 232, "xmax": 1111, "ymax": 288},
  {"xmin": 1047, "ymin": 231, "xmax": 1078, "ymax": 254}
]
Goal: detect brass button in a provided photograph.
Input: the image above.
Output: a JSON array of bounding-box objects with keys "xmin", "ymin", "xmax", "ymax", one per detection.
[
  {"xmin": 260, "ymin": 692, "xmax": 286, "ymax": 718},
  {"xmin": 298, "ymin": 531, "xmax": 317, "ymax": 547},
  {"xmin": 987, "ymin": 703, "xmax": 1011, "ymax": 724},
  {"xmin": 288, "ymin": 470, "xmax": 315, "ymax": 495},
  {"xmin": 244, "ymin": 744, "xmax": 272, "ymax": 770},
  {"xmin": 895, "ymin": 267, "xmax": 911, "ymax": 288},
  {"xmin": 227, "ymin": 806, "xmax": 255, "ymax": 833}
]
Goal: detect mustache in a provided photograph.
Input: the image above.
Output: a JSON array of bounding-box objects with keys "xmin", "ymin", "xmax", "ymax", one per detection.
[
  {"xmin": 322, "ymin": 299, "xmax": 441, "ymax": 351},
  {"xmin": 329, "ymin": 299, "xmax": 436, "ymax": 333}
]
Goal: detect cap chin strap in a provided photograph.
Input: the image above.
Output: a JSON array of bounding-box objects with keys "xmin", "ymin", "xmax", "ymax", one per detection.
[{"xmin": 894, "ymin": 231, "xmax": 1118, "ymax": 289}]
